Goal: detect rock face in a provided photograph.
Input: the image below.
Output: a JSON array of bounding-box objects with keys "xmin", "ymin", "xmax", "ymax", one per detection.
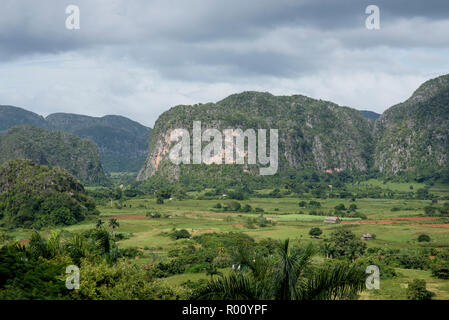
[
  {"xmin": 0, "ymin": 106, "xmax": 151, "ymax": 173},
  {"xmin": 138, "ymin": 74, "xmax": 449, "ymax": 182},
  {"xmin": 137, "ymin": 92, "xmax": 374, "ymax": 181},
  {"xmin": 0, "ymin": 125, "xmax": 108, "ymax": 185},
  {"xmin": 374, "ymin": 74, "xmax": 449, "ymax": 176}
]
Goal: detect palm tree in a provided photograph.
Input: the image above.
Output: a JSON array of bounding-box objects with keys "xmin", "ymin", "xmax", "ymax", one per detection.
[
  {"xmin": 193, "ymin": 239, "xmax": 366, "ymax": 300},
  {"xmin": 96, "ymin": 219, "xmax": 105, "ymax": 229},
  {"xmin": 108, "ymin": 218, "xmax": 120, "ymax": 239},
  {"xmin": 206, "ymin": 264, "xmax": 222, "ymax": 280}
]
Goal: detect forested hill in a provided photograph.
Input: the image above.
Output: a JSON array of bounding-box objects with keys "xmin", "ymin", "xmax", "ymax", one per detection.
[
  {"xmin": 0, "ymin": 125, "xmax": 108, "ymax": 185},
  {"xmin": 0, "ymin": 159, "xmax": 98, "ymax": 229},
  {"xmin": 0, "ymin": 106, "xmax": 151, "ymax": 173},
  {"xmin": 45, "ymin": 113, "xmax": 151, "ymax": 172},
  {"xmin": 360, "ymin": 110, "xmax": 380, "ymax": 120},
  {"xmin": 374, "ymin": 74, "xmax": 449, "ymax": 179},
  {"xmin": 138, "ymin": 74, "xmax": 449, "ymax": 184},
  {"xmin": 0, "ymin": 105, "xmax": 47, "ymax": 134},
  {"xmin": 138, "ymin": 92, "xmax": 374, "ymax": 182}
]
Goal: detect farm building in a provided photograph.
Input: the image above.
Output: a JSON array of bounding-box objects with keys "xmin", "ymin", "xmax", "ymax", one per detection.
[
  {"xmin": 323, "ymin": 216, "xmax": 341, "ymax": 224},
  {"xmin": 361, "ymin": 233, "xmax": 373, "ymax": 240}
]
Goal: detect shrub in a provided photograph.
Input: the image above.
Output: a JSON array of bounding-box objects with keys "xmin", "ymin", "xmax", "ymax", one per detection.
[
  {"xmin": 417, "ymin": 234, "xmax": 431, "ymax": 242},
  {"xmin": 146, "ymin": 211, "xmax": 161, "ymax": 218},
  {"xmin": 229, "ymin": 201, "xmax": 241, "ymax": 212},
  {"xmin": 406, "ymin": 279, "xmax": 434, "ymax": 300},
  {"xmin": 309, "ymin": 200, "xmax": 321, "ymax": 208},
  {"xmin": 431, "ymin": 259, "xmax": 449, "ymax": 279},
  {"xmin": 309, "ymin": 227, "xmax": 323, "ymax": 238},
  {"xmin": 424, "ymin": 206, "xmax": 437, "ymax": 216},
  {"xmin": 170, "ymin": 229, "xmax": 191, "ymax": 240}
]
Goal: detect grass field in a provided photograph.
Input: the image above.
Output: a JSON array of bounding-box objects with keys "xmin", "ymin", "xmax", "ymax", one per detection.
[{"xmin": 3, "ymin": 180, "xmax": 449, "ymax": 300}]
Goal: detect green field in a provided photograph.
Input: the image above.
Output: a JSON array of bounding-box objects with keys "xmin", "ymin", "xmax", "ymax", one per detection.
[{"xmin": 3, "ymin": 180, "xmax": 449, "ymax": 300}]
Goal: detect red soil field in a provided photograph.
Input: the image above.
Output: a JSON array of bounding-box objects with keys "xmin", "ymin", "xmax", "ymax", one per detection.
[
  {"xmin": 103, "ymin": 216, "xmax": 147, "ymax": 220},
  {"xmin": 341, "ymin": 220, "xmax": 402, "ymax": 225},
  {"xmin": 390, "ymin": 217, "xmax": 441, "ymax": 221},
  {"xmin": 413, "ymin": 224, "xmax": 449, "ymax": 228}
]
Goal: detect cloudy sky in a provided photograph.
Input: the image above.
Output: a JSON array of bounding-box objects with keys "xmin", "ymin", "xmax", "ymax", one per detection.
[{"xmin": 0, "ymin": 0, "xmax": 448, "ymax": 127}]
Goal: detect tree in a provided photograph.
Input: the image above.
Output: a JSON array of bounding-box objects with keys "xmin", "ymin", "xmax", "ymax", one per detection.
[
  {"xmin": 171, "ymin": 229, "xmax": 191, "ymax": 240},
  {"xmin": 96, "ymin": 219, "xmax": 105, "ymax": 229},
  {"xmin": 193, "ymin": 239, "xmax": 365, "ymax": 300},
  {"xmin": 309, "ymin": 227, "xmax": 323, "ymax": 238},
  {"xmin": 406, "ymin": 279, "xmax": 434, "ymax": 300},
  {"xmin": 108, "ymin": 218, "xmax": 120, "ymax": 239},
  {"xmin": 417, "ymin": 234, "xmax": 431, "ymax": 242},
  {"xmin": 323, "ymin": 229, "xmax": 367, "ymax": 260},
  {"xmin": 424, "ymin": 206, "xmax": 437, "ymax": 216},
  {"xmin": 205, "ymin": 264, "xmax": 222, "ymax": 279}
]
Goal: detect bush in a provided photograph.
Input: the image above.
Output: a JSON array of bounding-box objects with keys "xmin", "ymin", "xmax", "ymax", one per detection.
[
  {"xmin": 424, "ymin": 206, "xmax": 437, "ymax": 216},
  {"xmin": 309, "ymin": 227, "xmax": 323, "ymax": 238},
  {"xmin": 170, "ymin": 229, "xmax": 191, "ymax": 240},
  {"xmin": 309, "ymin": 200, "xmax": 321, "ymax": 208},
  {"xmin": 431, "ymin": 259, "xmax": 449, "ymax": 279},
  {"xmin": 417, "ymin": 234, "xmax": 431, "ymax": 242},
  {"xmin": 146, "ymin": 211, "xmax": 161, "ymax": 218},
  {"xmin": 228, "ymin": 201, "xmax": 241, "ymax": 212},
  {"xmin": 406, "ymin": 279, "xmax": 434, "ymax": 300}
]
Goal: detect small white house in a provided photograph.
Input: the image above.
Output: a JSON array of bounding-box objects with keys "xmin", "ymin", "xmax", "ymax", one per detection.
[{"xmin": 324, "ymin": 216, "xmax": 341, "ymax": 224}]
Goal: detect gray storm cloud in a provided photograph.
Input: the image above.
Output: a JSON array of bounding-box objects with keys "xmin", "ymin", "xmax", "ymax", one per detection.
[{"xmin": 0, "ymin": 0, "xmax": 448, "ymax": 126}]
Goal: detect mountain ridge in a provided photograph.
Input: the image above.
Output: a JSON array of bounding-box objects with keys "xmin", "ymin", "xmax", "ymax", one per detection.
[{"xmin": 0, "ymin": 106, "xmax": 151, "ymax": 173}]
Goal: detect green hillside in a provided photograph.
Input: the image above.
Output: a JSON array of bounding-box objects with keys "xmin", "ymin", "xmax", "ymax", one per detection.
[
  {"xmin": 0, "ymin": 106, "xmax": 151, "ymax": 173},
  {"xmin": 138, "ymin": 91, "xmax": 374, "ymax": 182},
  {"xmin": 374, "ymin": 74, "xmax": 449, "ymax": 181},
  {"xmin": 0, "ymin": 125, "xmax": 108, "ymax": 185},
  {"xmin": 0, "ymin": 159, "xmax": 98, "ymax": 229}
]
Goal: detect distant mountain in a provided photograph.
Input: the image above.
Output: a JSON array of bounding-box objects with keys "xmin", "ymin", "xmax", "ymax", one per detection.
[
  {"xmin": 46, "ymin": 113, "xmax": 151, "ymax": 172},
  {"xmin": 360, "ymin": 110, "xmax": 380, "ymax": 120},
  {"xmin": 374, "ymin": 74, "xmax": 449, "ymax": 179},
  {"xmin": 0, "ymin": 106, "xmax": 151, "ymax": 173},
  {"xmin": 0, "ymin": 125, "xmax": 108, "ymax": 185},
  {"xmin": 137, "ymin": 92, "xmax": 374, "ymax": 182},
  {"xmin": 0, "ymin": 105, "xmax": 47, "ymax": 134}
]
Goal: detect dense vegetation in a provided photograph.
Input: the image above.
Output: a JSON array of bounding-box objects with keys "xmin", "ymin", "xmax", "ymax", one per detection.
[
  {"xmin": 0, "ymin": 159, "xmax": 98, "ymax": 229},
  {"xmin": 139, "ymin": 74, "xmax": 449, "ymax": 185},
  {"xmin": 0, "ymin": 106, "xmax": 151, "ymax": 173},
  {"xmin": 0, "ymin": 125, "xmax": 108, "ymax": 185},
  {"xmin": 374, "ymin": 74, "xmax": 449, "ymax": 181}
]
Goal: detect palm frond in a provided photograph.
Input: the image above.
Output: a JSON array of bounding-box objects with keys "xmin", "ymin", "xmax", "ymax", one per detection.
[
  {"xmin": 193, "ymin": 272, "xmax": 261, "ymax": 300},
  {"xmin": 298, "ymin": 263, "xmax": 366, "ymax": 300}
]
